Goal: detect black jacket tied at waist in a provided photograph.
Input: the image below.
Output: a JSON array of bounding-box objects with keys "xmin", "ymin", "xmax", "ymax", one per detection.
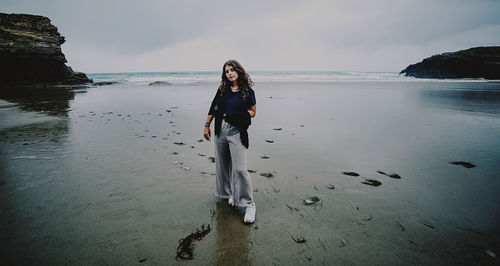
[
  {"xmin": 223, "ymin": 111, "xmax": 251, "ymax": 148},
  {"xmin": 209, "ymin": 89, "xmax": 254, "ymax": 148}
]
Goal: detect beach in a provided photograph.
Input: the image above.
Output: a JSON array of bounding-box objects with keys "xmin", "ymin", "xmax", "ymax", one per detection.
[{"xmin": 1, "ymin": 76, "xmax": 499, "ymax": 265}]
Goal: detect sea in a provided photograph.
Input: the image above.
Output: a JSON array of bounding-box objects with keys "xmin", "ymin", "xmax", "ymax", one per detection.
[{"xmin": 88, "ymin": 71, "xmax": 493, "ymax": 85}]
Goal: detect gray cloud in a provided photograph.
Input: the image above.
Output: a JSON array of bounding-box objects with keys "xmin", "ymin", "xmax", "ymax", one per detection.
[{"xmin": 2, "ymin": 0, "xmax": 500, "ymax": 72}]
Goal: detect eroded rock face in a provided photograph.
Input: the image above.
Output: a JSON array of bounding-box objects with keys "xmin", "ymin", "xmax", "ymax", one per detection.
[
  {"xmin": 0, "ymin": 13, "xmax": 91, "ymax": 85},
  {"xmin": 400, "ymin": 47, "xmax": 500, "ymax": 80}
]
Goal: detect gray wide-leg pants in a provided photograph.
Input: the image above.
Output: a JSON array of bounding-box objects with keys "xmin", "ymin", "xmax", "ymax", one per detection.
[{"xmin": 215, "ymin": 120, "xmax": 255, "ymax": 208}]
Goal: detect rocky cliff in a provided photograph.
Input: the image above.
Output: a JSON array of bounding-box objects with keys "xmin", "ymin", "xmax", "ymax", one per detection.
[
  {"xmin": 400, "ymin": 47, "xmax": 500, "ymax": 79},
  {"xmin": 0, "ymin": 13, "xmax": 91, "ymax": 85}
]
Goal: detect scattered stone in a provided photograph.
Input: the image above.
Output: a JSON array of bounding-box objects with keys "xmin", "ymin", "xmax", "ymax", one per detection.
[
  {"xmin": 149, "ymin": 81, "xmax": 172, "ymax": 86},
  {"xmin": 449, "ymin": 161, "xmax": 476, "ymax": 168},
  {"xmin": 273, "ymin": 186, "xmax": 280, "ymax": 193},
  {"xmin": 138, "ymin": 257, "xmax": 147, "ymax": 263},
  {"xmin": 208, "ymin": 157, "xmax": 215, "ymax": 163},
  {"xmin": 171, "ymin": 152, "xmax": 179, "ymax": 155},
  {"xmin": 291, "ymin": 235, "xmax": 307, "ymax": 244},
  {"xmin": 377, "ymin": 170, "xmax": 402, "ymax": 179},
  {"xmin": 94, "ymin": 81, "xmax": 119, "ymax": 86},
  {"xmin": 303, "ymin": 196, "xmax": 320, "ymax": 205},
  {"xmin": 259, "ymin": 172, "xmax": 274, "ymax": 178},
  {"xmin": 265, "ymin": 140, "xmax": 274, "ymax": 143},
  {"xmin": 174, "ymin": 142, "xmax": 185, "ymax": 146},
  {"xmin": 273, "ymin": 128, "xmax": 282, "ymax": 131},
  {"xmin": 197, "ymin": 139, "xmax": 203, "ymax": 142},
  {"xmin": 397, "ymin": 222, "xmax": 406, "ymax": 232},
  {"xmin": 342, "ymin": 172, "xmax": 360, "ymax": 177},
  {"xmin": 248, "ymin": 169, "xmax": 257, "ymax": 173},
  {"xmin": 182, "ymin": 166, "xmax": 191, "ymax": 171},
  {"xmin": 198, "ymin": 154, "xmax": 205, "ymax": 157},
  {"xmin": 176, "ymin": 224, "xmax": 211, "ymax": 260},
  {"xmin": 423, "ymin": 223, "xmax": 435, "ymax": 229},
  {"xmin": 324, "ymin": 184, "xmax": 335, "ymax": 190},
  {"xmin": 484, "ymin": 249, "xmax": 496, "ymax": 258},
  {"xmin": 361, "ymin": 178, "xmax": 381, "ymax": 187},
  {"xmin": 260, "ymin": 155, "xmax": 270, "ymax": 159}
]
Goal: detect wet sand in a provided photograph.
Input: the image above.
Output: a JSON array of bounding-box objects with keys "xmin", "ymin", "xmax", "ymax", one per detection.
[{"xmin": 1, "ymin": 82, "xmax": 500, "ymax": 265}]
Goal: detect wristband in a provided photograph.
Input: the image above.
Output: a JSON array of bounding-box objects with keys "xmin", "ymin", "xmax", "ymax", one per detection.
[{"xmin": 205, "ymin": 122, "xmax": 210, "ymax": 127}]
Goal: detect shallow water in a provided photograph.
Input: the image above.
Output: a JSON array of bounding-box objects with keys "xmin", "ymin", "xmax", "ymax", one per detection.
[{"xmin": 1, "ymin": 81, "xmax": 499, "ymax": 265}]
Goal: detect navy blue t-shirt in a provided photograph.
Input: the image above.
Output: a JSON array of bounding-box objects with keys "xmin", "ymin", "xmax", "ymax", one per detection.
[{"xmin": 208, "ymin": 88, "xmax": 256, "ymax": 116}]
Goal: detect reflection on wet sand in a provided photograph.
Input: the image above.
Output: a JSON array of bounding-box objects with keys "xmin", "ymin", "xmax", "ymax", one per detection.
[
  {"xmin": 0, "ymin": 86, "xmax": 85, "ymax": 116},
  {"xmin": 215, "ymin": 202, "xmax": 254, "ymax": 266},
  {"xmin": 419, "ymin": 84, "xmax": 500, "ymax": 115}
]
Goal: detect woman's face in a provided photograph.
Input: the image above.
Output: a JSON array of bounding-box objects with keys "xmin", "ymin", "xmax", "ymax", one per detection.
[{"xmin": 225, "ymin": 65, "xmax": 239, "ymax": 83}]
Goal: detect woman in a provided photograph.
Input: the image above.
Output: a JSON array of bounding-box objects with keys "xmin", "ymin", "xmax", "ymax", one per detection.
[{"xmin": 204, "ymin": 60, "xmax": 257, "ymax": 224}]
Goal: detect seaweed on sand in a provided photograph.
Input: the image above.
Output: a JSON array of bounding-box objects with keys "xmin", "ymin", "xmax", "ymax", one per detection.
[
  {"xmin": 259, "ymin": 172, "xmax": 274, "ymax": 178},
  {"xmin": 176, "ymin": 224, "xmax": 212, "ymax": 260}
]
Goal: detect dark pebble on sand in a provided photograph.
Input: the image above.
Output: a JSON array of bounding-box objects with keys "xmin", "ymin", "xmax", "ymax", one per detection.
[
  {"xmin": 449, "ymin": 161, "xmax": 476, "ymax": 168},
  {"xmin": 248, "ymin": 169, "xmax": 257, "ymax": 173},
  {"xmin": 324, "ymin": 184, "xmax": 335, "ymax": 190},
  {"xmin": 260, "ymin": 155, "xmax": 270, "ymax": 159},
  {"xmin": 208, "ymin": 157, "xmax": 215, "ymax": 163},
  {"xmin": 265, "ymin": 140, "xmax": 274, "ymax": 143},
  {"xmin": 377, "ymin": 170, "xmax": 402, "ymax": 179},
  {"xmin": 291, "ymin": 235, "xmax": 307, "ymax": 243},
  {"xmin": 342, "ymin": 171, "xmax": 360, "ymax": 177},
  {"xmin": 273, "ymin": 128, "xmax": 282, "ymax": 131},
  {"xmin": 361, "ymin": 179, "xmax": 382, "ymax": 187},
  {"xmin": 174, "ymin": 142, "xmax": 185, "ymax": 145}
]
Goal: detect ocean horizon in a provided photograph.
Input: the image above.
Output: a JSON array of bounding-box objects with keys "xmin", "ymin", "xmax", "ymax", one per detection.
[{"xmin": 88, "ymin": 71, "xmax": 496, "ymax": 86}]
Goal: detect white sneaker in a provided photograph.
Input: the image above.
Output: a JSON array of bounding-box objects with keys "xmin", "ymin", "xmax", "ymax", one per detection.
[
  {"xmin": 228, "ymin": 197, "xmax": 235, "ymax": 206},
  {"xmin": 244, "ymin": 205, "xmax": 256, "ymax": 224}
]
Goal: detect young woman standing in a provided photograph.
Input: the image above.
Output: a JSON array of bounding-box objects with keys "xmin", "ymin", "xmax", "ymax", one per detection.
[{"xmin": 204, "ymin": 60, "xmax": 257, "ymax": 224}]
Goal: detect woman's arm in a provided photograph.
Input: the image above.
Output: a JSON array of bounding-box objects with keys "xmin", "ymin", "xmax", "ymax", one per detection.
[
  {"xmin": 203, "ymin": 114, "xmax": 214, "ymax": 140},
  {"xmin": 248, "ymin": 104, "xmax": 256, "ymax": 118}
]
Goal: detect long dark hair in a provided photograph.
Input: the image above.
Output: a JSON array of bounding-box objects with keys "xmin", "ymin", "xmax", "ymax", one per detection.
[{"xmin": 218, "ymin": 60, "xmax": 254, "ymax": 95}]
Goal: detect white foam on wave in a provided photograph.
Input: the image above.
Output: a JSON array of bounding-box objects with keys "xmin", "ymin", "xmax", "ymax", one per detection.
[{"xmin": 88, "ymin": 71, "xmax": 491, "ymax": 85}]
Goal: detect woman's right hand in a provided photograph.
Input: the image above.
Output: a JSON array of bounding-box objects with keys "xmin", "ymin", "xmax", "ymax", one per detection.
[{"xmin": 204, "ymin": 127, "xmax": 211, "ymax": 141}]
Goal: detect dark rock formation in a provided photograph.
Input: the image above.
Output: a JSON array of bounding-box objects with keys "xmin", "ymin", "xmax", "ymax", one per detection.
[
  {"xmin": 400, "ymin": 47, "xmax": 500, "ymax": 79},
  {"xmin": 0, "ymin": 13, "xmax": 92, "ymax": 86}
]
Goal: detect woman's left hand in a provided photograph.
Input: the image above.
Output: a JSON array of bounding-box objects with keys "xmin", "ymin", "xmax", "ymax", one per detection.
[{"xmin": 204, "ymin": 126, "xmax": 211, "ymax": 141}]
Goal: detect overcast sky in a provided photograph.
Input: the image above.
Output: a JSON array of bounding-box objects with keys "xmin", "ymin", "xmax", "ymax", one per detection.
[{"xmin": 3, "ymin": 0, "xmax": 500, "ymax": 73}]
